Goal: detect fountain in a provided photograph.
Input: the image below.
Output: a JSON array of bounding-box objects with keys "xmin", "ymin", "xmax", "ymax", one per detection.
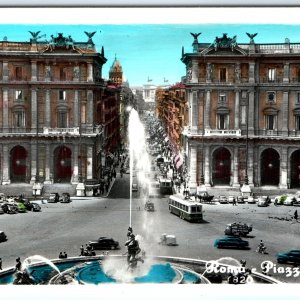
[{"xmin": 0, "ymin": 110, "xmax": 281, "ymax": 285}]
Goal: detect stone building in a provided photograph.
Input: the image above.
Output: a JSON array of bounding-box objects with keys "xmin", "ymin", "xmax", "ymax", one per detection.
[
  {"xmin": 181, "ymin": 33, "xmax": 300, "ymax": 191},
  {"xmin": 0, "ymin": 31, "xmax": 108, "ymax": 185}
]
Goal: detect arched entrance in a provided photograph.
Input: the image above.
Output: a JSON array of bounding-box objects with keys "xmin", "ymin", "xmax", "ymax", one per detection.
[
  {"xmin": 10, "ymin": 146, "xmax": 27, "ymax": 182},
  {"xmin": 212, "ymin": 147, "xmax": 231, "ymax": 185},
  {"xmin": 260, "ymin": 148, "xmax": 280, "ymax": 186},
  {"xmin": 54, "ymin": 146, "xmax": 72, "ymax": 183},
  {"xmin": 290, "ymin": 150, "xmax": 300, "ymax": 188}
]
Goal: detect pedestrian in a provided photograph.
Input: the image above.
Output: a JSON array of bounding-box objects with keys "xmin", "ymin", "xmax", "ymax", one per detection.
[
  {"xmin": 15, "ymin": 257, "xmax": 21, "ymax": 271},
  {"xmin": 59, "ymin": 252, "xmax": 64, "ymax": 259},
  {"xmin": 233, "ymin": 197, "xmax": 237, "ymax": 206},
  {"xmin": 294, "ymin": 210, "xmax": 298, "ymax": 221},
  {"xmin": 63, "ymin": 252, "xmax": 68, "ymax": 258},
  {"xmin": 80, "ymin": 245, "xmax": 84, "ymax": 256},
  {"xmin": 0, "ymin": 257, "xmax": 2, "ymax": 270}
]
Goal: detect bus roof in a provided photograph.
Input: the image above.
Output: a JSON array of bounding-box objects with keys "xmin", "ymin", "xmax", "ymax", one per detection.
[{"xmin": 169, "ymin": 195, "xmax": 202, "ymax": 206}]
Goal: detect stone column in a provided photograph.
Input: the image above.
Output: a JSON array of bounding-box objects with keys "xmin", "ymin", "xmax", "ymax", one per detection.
[
  {"xmin": 30, "ymin": 143, "xmax": 37, "ymax": 183},
  {"xmin": 248, "ymin": 146, "xmax": 254, "ymax": 186},
  {"xmin": 87, "ymin": 63, "xmax": 93, "ymax": 82},
  {"xmin": 235, "ymin": 63, "xmax": 241, "ymax": 83},
  {"xmin": 72, "ymin": 144, "xmax": 79, "ymax": 183},
  {"xmin": 191, "ymin": 61, "xmax": 199, "ymax": 83},
  {"xmin": 45, "ymin": 90, "xmax": 51, "ymax": 128},
  {"xmin": 232, "ymin": 147, "xmax": 239, "ymax": 187},
  {"xmin": 2, "ymin": 145, "xmax": 10, "ymax": 184},
  {"xmin": 74, "ymin": 90, "xmax": 79, "ymax": 127},
  {"xmin": 86, "ymin": 146, "xmax": 93, "ymax": 179},
  {"xmin": 280, "ymin": 147, "xmax": 288, "ymax": 189},
  {"xmin": 283, "ymin": 63, "xmax": 290, "ymax": 83},
  {"xmin": 3, "ymin": 61, "xmax": 8, "ymax": 81},
  {"xmin": 2, "ymin": 89, "xmax": 9, "ymax": 132},
  {"xmin": 87, "ymin": 90, "xmax": 94, "ymax": 128},
  {"xmin": 248, "ymin": 91, "xmax": 255, "ymax": 134},
  {"xmin": 191, "ymin": 91, "xmax": 199, "ymax": 129},
  {"xmin": 206, "ymin": 63, "xmax": 212, "ymax": 83},
  {"xmin": 249, "ymin": 62, "xmax": 255, "ymax": 83},
  {"xmin": 234, "ymin": 90, "xmax": 240, "ymax": 129},
  {"xmin": 189, "ymin": 144, "xmax": 197, "ymax": 191},
  {"xmin": 204, "ymin": 90, "xmax": 211, "ymax": 129},
  {"xmin": 44, "ymin": 144, "xmax": 52, "ymax": 184},
  {"xmin": 31, "ymin": 89, "xmax": 37, "ymax": 133},
  {"xmin": 31, "ymin": 60, "xmax": 37, "ymax": 81},
  {"xmin": 204, "ymin": 145, "xmax": 211, "ymax": 186},
  {"xmin": 282, "ymin": 92, "xmax": 289, "ymax": 133}
]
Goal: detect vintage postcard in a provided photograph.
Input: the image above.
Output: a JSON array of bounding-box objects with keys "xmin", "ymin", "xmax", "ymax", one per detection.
[{"xmin": 0, "ymin": 4, "xmax": 299, "ymax": 299}]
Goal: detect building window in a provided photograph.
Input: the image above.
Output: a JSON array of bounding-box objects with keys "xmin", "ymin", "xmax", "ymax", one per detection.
[
  {"xmin": 59, "ymin": 90, "xmax": 66, "ymax": 101},
  {"xmin": 220, "ymin": 68, "xmax": 226, "ymax": 82},
  {"xmin": 296, "ymin": 116, "xmax": 300, "ymax": 131},
  {"xmin": 267, "ymin": 92, "xmax": 276, "ymax": 104},
  {"xmin": 297, "ymin": 92, "xmax": 300, "ymax": 104},
  {"xmin": 60, "ymin": 68, "xmax": 66, "ymax": 81},
  {"xmin": 15, "ymin": 66, "xmax": 22, "ymax": 80},
  {"xmin": 218, "ymin": 93, "xmax": 227, "ymax": 104},
  {"xmin": 242, "ymin": 91, "xmax": 247, "ymax": 98},
  {"xmin": 268, "ymin": 68, "xmax": 276, "ymax": 82},
  {"xmin": 266, "ymin": 115, "xmax": 276, "ymax": 130},
  {"xmin": 81, "ymin": 104, "xmax": 86, "ymax": 123},
  {"xmin": 15, "ymin": 90, "xmax": 23, "ymax": 101},
  {"xmin": 14, "ymin": 110, "xmax": 25, "ymax": 128},
  {"xmin": 217, "ymin": 114, "xmax": 229, "ymax": 129},
  {"xmin": 57, "ymin": 111, "xmax": 68, "ymax": 128}
]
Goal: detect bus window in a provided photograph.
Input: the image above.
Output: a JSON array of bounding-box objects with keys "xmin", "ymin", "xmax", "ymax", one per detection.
[
  {"xmin": 191, "ymin": 206, "xmax": 196, "ymax": 213},
  {"xmin": 197, "ymin": 206, "xmax": 202, "ymax": 212}
]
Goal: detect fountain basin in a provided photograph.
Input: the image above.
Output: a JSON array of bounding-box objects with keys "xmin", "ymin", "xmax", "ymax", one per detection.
[{"xmin": 0, "ymin": 255, "xmax": 280, "ymax": 285}]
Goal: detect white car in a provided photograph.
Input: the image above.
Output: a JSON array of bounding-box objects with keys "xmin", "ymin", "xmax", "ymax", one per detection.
[
  {"xmin": 218, "ymin": 195, "xmax": 228, "ymax": 204},
  {"xmin": 228, "ymin": 196, "xmax": 236, "ymax": 204},
  {"xmin": 245, "ymin": 196, "xmax": 256, "ymax": 204},
  {"xmin": 283, "ymin": 196, "xmax": 297, "ymax": 206}
]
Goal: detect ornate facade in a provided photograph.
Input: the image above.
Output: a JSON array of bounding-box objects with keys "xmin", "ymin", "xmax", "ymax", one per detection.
[
  {"xmin": 181, "ymin": 33, "xmax": 300, "ymax": 191},
  {"xmin": 0, "ymin": 31, "xmax": 109, "ymax": 185}
]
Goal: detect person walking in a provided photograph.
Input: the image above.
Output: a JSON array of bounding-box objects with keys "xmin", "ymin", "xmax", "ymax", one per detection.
[
  {"xmin": 15, "ymin": 257, "xmax": 21, "ymax": 271},
  {"xmin": 294, "ymin": 210, "xmax": 298, "ymax": 221},
  {"xmin": 0, "ymin": 257, "xmax": 2, "ymax": 270}
]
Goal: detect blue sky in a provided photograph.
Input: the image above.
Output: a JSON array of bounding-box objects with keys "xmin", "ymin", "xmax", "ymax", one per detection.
[{"xmin": 1, "ymin": 23, "xmax": 300, "ymax": 86}]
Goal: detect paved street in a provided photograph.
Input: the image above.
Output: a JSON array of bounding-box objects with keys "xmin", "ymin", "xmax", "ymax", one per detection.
[{"xmin": 0, "ymin": 173, "xmax": 300, "ymax": 283}]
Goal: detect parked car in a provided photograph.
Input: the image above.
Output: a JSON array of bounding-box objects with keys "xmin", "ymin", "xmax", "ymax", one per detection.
[
  {"xmin": 0, "ymin": 231, "xmax": 7, "ymax": 242},
  {"xmin": 237, "ymin": 196, "xmax": 245, "ymax": 204},
  {"xmin": 16, "ymin": 202, "xmax": 27, "ymax": 213},
  {"xmin": 214, "ymin": 236, "xmax": 249, "ymax": 249},
  {"xmin": 48, "ymin": 193, "xmax": 60, "ymax": 203},
  {"xmin": 197, "ymin": 191, "xmax": 214, "ymax": 202},
  {"xmin": 218, "ymin": 195, "xmax": 228, "ymax": 204},
  {"xmin": 277, "ymin": 250, "xmax": 300, "ymax": 265},
  {"xmin": 1, "ymin": 203, "xmax": 18, "ymax": 214},
  {"xmin": 228, "ymin": 196, "xmax": 236, "ymax": 204},
  {"xmin": 60, "ymin": 193, "xmax": 71, "ymax": 203},
  {"xmin": 0, "ymin": 207, "xmax": 4, "ymax": 214},
  {"xmin": 31, "ymin": 202, "xmax": 42, "ymax": 211},
  {"xmin": 257, "ymin": 197, "xmax": 270, "ymax": 207},
  {"xmin": 283, "ymin": 196, "xmax": 297, "ymax": 206},
  {"xmin": 246, "ymin": 196, "xmax": 256, "ymax": 204},
  {"xmin": 88, "ymin": 237, "xmax": 120, "ymax": 250}
]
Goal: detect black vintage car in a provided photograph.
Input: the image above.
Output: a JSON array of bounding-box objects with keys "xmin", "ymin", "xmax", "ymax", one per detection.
[
  {"xmin": 197, "ymin": 191, "xmax": 214, "ymax": 202},
  {"xmin": 88, "ymin": 237, "xmax": 120, "ymax": 250},
  {"xmin": 0, "ymin": 231, "xmax": 7, "ymax": 242},
  {"xmin": 60, "ymin": 193, "xmax": 71, "ymax": 203},
  {"xmin": 48, "ymin": 193, "xmax": 60, "ymax": 203},
  {"xmin": 1, "ymin": 203, "xmax": 18, "ymax": 214}
]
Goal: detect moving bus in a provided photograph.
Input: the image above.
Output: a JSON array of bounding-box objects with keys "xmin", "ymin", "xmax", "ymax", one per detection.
[
  {"xmin": 159, "ymin": 177, "xmax": 173, "ymax": 194},
  {"xmin": 168, "ymin": 195, "xmax": 203, "ymax": 222}
]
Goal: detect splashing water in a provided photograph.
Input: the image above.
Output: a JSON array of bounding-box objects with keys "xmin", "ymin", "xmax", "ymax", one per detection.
[{"xmin": 22, "ymin": 255, "xmax": 61, "ymax": 275}]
